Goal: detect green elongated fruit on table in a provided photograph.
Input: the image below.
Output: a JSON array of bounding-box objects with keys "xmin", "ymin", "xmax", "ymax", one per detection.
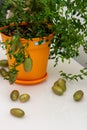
[
  {"xmin": 52, "ymin": 84, "xmax": 64, "ymax": 96},
  {"xmin": 0, "ymin": 59, "xmax": 8, "ymax": 67},
  {"xmin": 23, "ymin": 57, "xmax": 33, "ymax": 72},
  {"xmin": 73, "ymin": 90, "xmax": 84, "ymax": 101},
  {"xmin": 10, "ymin": 90, "xmax": 20, "ymax": 101},
  {"xmin": 19, "ymin": 93, "xmax": 30, "ymax": 103},
  {"xmin": 54, "ymin": 78, "xmax": 66, "ymax": 92},
  {"xmin": 10, "ymin": 108, "xmax": 25, "ymax": 118}
]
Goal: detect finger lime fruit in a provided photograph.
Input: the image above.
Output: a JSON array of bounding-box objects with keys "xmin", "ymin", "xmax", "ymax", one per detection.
[
  {"xmin": 9, "ymin": 71, "xmax": 18, "ymax": 84},
  {"xmin": 73, "ymin": 90, "xmax": 84, "ymax": 101},
  {"xmin": 0, "ymin": 59, "xmax": 8, "ymax": 67},
  {"xmin": 10, "ymin": 108, "xmax": 25, "ymax": 118},
  {"xmin": 11, "ymin": 35, "xmax": 21, "ymax": 52},
  {"xmin": 19, "ymin": 93, "xmax": 30, "ymax": 103},
  {"xmin": 10, "ymin": 90, "xmax": 19, "ymax": 101},
  {"xmin": 0, "ymin": 68, "xmax": 8, "ymax": 78},
  {"xmin": 52, "ymin": 85, "xmax": 64, "ymax": 96},
  {"xmin": 54, "ymin": 78, "xmax": 66, "ymax": 92},
  {"xmin": 23, "ymin": 57, "xmax": 33, "ymax": 72}
]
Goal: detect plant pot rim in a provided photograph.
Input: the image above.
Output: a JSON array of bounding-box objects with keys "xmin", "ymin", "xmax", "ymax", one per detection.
[{"xmin": 0, "ymin": 22, "xmax": 54, "ymax": 40}]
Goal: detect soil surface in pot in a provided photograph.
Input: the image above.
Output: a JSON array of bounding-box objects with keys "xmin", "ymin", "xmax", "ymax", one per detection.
[{"xmin": 1, "ymin": 23, "xmax": 52, "ymax": 39}]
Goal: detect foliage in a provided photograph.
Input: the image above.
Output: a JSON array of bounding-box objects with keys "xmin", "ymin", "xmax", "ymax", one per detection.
[
  {"xmin": 0, "ymin": 0, "xmax": 87, "ymax": 83},
  {"xmin": 59, "ymin": 69, "xmax": 86, "ymax": 81}
]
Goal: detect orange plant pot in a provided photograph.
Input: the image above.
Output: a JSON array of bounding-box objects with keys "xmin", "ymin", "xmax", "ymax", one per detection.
[{"xmin": 0, "ymin": 32, "xmax": 53, "ymax": 85}]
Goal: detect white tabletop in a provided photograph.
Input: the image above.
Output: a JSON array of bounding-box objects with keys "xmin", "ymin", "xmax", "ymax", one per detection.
[{"xmin": 0, "ymin": 45, "xmax": 87, "ymax": 130}]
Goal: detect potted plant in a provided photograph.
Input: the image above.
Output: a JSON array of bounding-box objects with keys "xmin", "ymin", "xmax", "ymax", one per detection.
[{"xmin": 0, "ymin": 0, "xmax": 87, "ymax": 85}]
